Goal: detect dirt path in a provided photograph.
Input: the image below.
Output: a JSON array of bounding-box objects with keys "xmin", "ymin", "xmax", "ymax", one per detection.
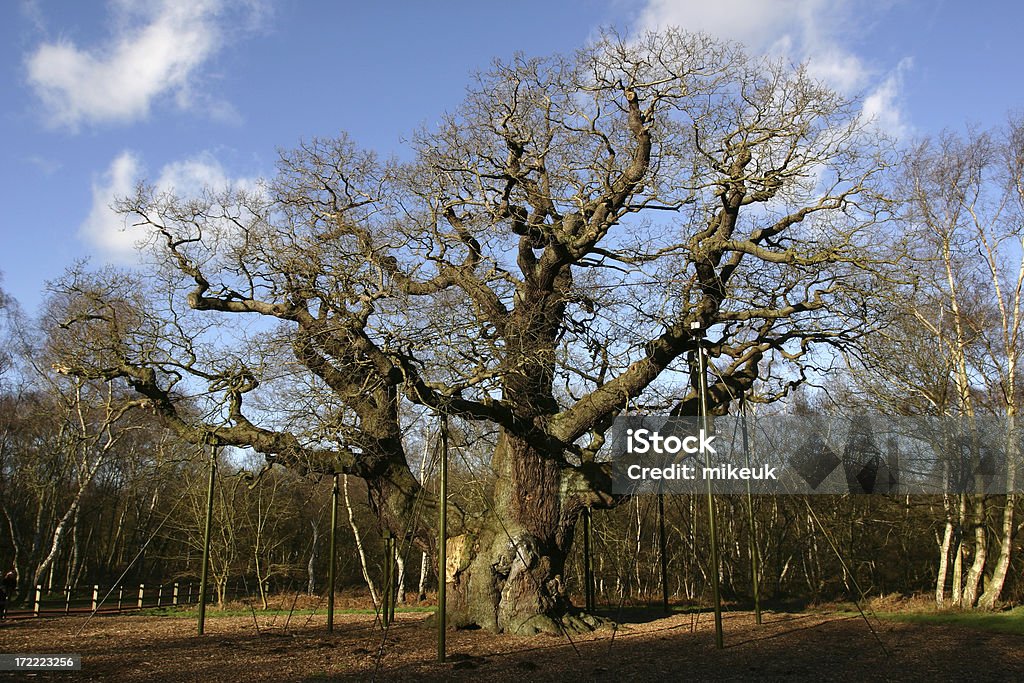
[{"xmin": 1, "ymin": 610, "xmax": 1022, "ymax": 681}]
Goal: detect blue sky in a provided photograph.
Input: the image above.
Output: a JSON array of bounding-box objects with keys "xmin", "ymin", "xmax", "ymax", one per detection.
[{"xmin": 1, "ymin": 0, "xmax": 1021, "ymax": 314}]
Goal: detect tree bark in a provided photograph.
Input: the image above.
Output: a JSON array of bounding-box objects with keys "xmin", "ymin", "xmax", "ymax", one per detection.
[
  {"xmin": 951, "ymin": 497, "xmax": 965, "ymax": 606},
  {"xmin": 307, "ymin": 520, "xmax": 319, "ymax": 596},
  {"xmin": 979, "ymin": 492, "xmax": 1014, "ymax": 608},
  {"xmin": 395, "ymin": 554, "xmax": 406, "ymax": 605},
  {"xmin": 936, "ymin": 516, "xmax": 953, "ymax": 607},
  {"xmin": 418, "ymin": 551, "xmax": 428, "ymax": 601},
  {"xmin": 443, "ymin": 431, "xmax": 599, "ymax": 635},
  {"xmin": 961, "ymin": 445, "xmax": 989, "ymax": 606},
  {"xmin": 343, "ymin": 475, "xmax": 379, "ymax": 607},
  {"xmin": 980, "ymin": 412, "xmax": 1017, "ymax": 608}
]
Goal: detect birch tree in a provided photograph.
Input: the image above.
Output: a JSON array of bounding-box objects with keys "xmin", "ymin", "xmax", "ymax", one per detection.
[{"xmin": 862, "ymin": 118, "xmax": 1024, "ymax": 607}]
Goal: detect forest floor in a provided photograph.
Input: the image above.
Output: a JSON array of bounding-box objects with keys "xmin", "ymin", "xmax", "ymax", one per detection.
[{"xmin": 1, "ymin": 603, "xmax": 1023, "ymax": 681}]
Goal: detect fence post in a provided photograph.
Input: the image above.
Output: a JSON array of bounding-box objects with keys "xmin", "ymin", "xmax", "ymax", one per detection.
[
  {"xmin": 92, "ymin": 585, "xmax": 99, "ymax": 612},
  {"xmin": 157, "ymin": 585, "xmax": 163, "ymax": 608},
  {"xmin": 34, "ymin": 585, "xmax": 42, "ymax": 617},
  {"xmin": 173, "ymin": 583, "xmax": 179, "ymax": 606},
  {"xmin": 65, "ymin": 586, "xmax": 72, "ymax": 614},
  {"xmin": 117, "ymin": 585, "xmax": 123, "ymax": 611},
  {"xmin": 138, "ymin": 584, "xmax": 145, "ymax": 609}
]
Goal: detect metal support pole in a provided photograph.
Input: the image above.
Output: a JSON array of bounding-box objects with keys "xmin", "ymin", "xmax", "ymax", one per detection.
[
  {"xmin": 583, "ymin": 507, "xmax": 595, "ymax": 612},
  {"xmin": 382, "ymin": 530, "xmax": 393, "ymax": 628},
  {"xmin": 389, "ymin": 536, "xmax": 397, "ymax": 624},
  {"xmin": 198, "ymin": 444, "xmax": 217, "ymax": 636},
  {"xmin": 658, "ymin": 491, "xmax": 670, "ymax": 613},
  {"xmin": 328, "ymin": 474, "xmax": 339, "ymax": 632},
  {"xmin": 437, "ymin": 412, "xmax": 448, "ymax": 663},
  {"xmin": 693, "ymin": 322, "xmax": 724, "ymax": 649},
  {"xmin": 741, "ymin": 399, "xmax": 762, "ymax": 625}
]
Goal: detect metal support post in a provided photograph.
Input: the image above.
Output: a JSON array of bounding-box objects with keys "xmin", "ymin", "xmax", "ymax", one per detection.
[
  {"xmin": 328, "ymin": 474, "xmax": 339, "ymax": 632},
  {"xmin": 382, "ymin": 530, "xmax": 393, "ymax": 628},
  {"xmin": 694, "ymin": 322, "xmax": 724, "ymax": 649},
  {"xmin": 198, "ymin": 444, "xmax": 217, "ymax": 636},
  {"xmin": 437, "ymin": 413, "xmax": 448, "ymax": 663},
  {"xmin": 741, "ymin": 400, "xmax": 762, "ymax": 625},
  {"xmin": 583, "ymin": 507, "xmax": 595, "ymax": 612},
  {"xmin": 658, "ymin": 491, "xmax": 670, "ymax": 613}
]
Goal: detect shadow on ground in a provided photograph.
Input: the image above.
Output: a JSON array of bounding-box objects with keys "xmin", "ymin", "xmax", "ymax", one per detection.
[{"xmin": 0, "ymin": 609, "xmax": 1021, "ymax": 681}]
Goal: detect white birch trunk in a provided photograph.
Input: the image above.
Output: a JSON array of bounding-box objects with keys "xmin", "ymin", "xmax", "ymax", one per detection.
[{"xmin": 343, "ymin": 475, "xmax": 379, "ymax": 607}]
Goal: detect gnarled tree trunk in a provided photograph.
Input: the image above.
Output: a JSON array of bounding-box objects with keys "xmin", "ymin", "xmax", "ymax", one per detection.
[{"xmin": 444, "ymin": 432, "xmax": 596, "ymax": 635}]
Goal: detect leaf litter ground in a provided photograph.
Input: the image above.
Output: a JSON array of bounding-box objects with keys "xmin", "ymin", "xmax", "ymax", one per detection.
[{"xmin": 1, "ymin": 608, "xmax": 1022, "ymax": 681}]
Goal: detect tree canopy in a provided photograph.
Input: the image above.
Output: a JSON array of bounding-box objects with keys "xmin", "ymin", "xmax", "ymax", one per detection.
[{"xmin": 49, "ymin": 29, "xmax": 900, "ymax": 633}]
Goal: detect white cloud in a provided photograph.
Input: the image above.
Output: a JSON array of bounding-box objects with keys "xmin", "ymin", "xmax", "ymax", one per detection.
[
  {"xmin": 25, "ymin": 0, "xmax": 250, "ymax": 130},
  {"xmin": 804, "ymin": 48, "xmax": 869, "ymax": 94},
  {"xmin": 635, "ymin": 0, "xmax": 912, "ymax": 137},
  {"xmin": 80, "ymin": 151, "xmax": 142, "ymax": 262},
  {"xmin": 637, "ymin": 0, "xmax": 823, "ymax": 55},
  {"xmin": 81, "ymin": 150, "xmax": 258, "ymax": 263},
  {"xmin": 636, "ymin": 0, "xmax": 866, "ymax": 89},
  {"xmin": 155, "ymin": 155, "xmax": 242, "ymax": 199},
  {"xmin": 862, "ymin": 58, "xmax": 913, "ymax": 139}
]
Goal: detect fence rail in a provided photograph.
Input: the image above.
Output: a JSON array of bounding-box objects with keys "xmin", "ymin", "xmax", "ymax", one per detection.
[{"xmin": 4, "ymin": 582, "xmax": 205, "ymax": 619}]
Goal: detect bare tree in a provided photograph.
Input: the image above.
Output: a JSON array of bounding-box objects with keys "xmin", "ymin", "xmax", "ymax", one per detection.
[
  {"xmin": 245, "ymin": 465, "xmax": 302, "ymax": 610},
  {"xmin": 28, "ymin": 378, "xmax": 146, "ymax": 588},
  {"xmin": 0, "ymin": 275, "xmax": 154, "ymax": 589},
  {"xmin": 51, "ymin": 30, "xmax": 896, "ymax": 633},
  {"xmin": 848, "ymin": 117, "xmax": 1024, "ymax": 608},
  {"xmin": 900, "ymin": 120, "xmax": 1024, "ymax": 608}
]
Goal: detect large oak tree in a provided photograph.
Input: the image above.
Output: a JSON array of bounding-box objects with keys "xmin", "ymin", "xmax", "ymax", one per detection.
[{"xmin": 53, "ymin": 30, "xmax": 895, "ymax": 633}]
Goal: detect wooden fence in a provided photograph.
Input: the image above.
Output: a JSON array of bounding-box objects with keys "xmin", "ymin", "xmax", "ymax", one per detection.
[{"xmin": 5, "ymin": 582, "xmax": 203, "ymax": 619}]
